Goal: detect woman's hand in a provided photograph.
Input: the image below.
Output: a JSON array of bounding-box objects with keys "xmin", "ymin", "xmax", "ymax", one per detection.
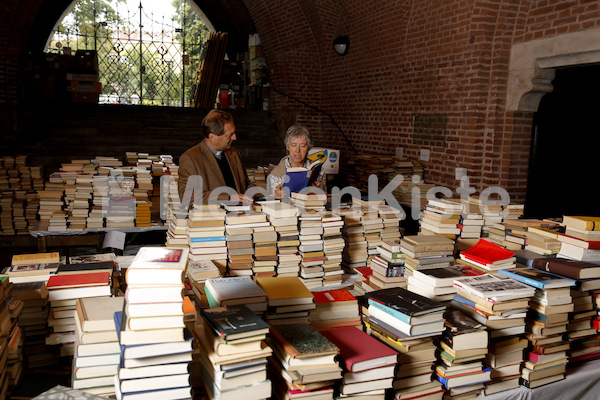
[{"xmin": 274, "ymin": 184, "xmax": 284, "ymax": 200}]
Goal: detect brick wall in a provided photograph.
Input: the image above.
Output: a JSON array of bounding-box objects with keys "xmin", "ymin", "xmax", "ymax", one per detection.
[{"xmin": 3, "ymin": 0, "xmax": 600, "ymax": 204}]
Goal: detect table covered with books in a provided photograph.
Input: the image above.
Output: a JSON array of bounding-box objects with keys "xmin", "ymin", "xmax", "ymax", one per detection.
[{"xmin": 478, "ymin": 357, "xmax": 600, "ymax": 400}]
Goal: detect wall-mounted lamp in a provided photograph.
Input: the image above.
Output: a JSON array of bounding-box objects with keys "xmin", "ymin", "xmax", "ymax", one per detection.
[{"xmin": 333, "ymin": 36, "xmax": 350, "ymax": 56}]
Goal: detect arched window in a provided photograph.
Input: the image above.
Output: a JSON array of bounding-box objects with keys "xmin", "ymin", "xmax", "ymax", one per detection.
[{"xmin": 46, "ymin": 0, "xmax": 211, "ymax": 106}]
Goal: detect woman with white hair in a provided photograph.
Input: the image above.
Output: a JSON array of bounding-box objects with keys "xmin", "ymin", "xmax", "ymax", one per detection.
[{"xmin": 267, "ymin": 125, "xmax": 326, "ymax": 199}]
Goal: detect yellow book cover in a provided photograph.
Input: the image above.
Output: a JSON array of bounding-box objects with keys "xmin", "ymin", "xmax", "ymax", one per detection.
[
  {"xmin": 562, "ymin": 216, "xmax": 600, "ymax": 231},
  {"xmin": 256, "ymin": 276, "xmax": 314, "ymax": 306}
]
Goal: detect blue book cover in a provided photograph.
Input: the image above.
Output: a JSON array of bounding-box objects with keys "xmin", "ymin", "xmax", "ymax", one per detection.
[
  {"xmin": 498, "ymin": 268, "xmax": 576, "ymax": 290},
  {"xmin": 436, "ymin": 367, "xmax": 492, "ymax": 389},
  {"xmin": 189, "ymin": 236, "xmax": 226, "ymax": 243}
]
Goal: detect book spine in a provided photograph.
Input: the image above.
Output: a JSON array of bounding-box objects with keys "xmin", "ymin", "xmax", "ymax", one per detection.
[
  {"xmin": 531, "ymin": 259, "xmax": 581, "ymax": 280},
  {"xmin": 367, "ymin": 299, "xmax": 411, "ymax": 324},
  {"xmin": 190, "ymin": 236, "xmax": 226, "ymax": 242}
]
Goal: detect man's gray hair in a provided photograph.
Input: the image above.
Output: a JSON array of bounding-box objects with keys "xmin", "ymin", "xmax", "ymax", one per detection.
[{"xmin": 284, "ymin": 125, "xmax": 313, "ymax": 149}]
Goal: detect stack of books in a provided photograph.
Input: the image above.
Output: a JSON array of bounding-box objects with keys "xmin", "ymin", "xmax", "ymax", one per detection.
[
  {"xmin": 368, "ymin": 242, "xmax": 406, "ymax": 291},
  {"xmin": 37, "ymin": 182, "xmax": 65, "ymax": 227},
  {"xmin": 406, "ymin": 263, "xmax": 483, "ymax": 303},
  {"xmin": 260, "ymin": 202, "xmax": 301, "ymax": 278},
  {"xmin": 298, "ymin": 210, "xmax": 326, "ymax": 289},
  {"xmin": 377, "ymin": 204, "xmax": 404, "ymax": 244},
  {"xmin": 400, "ymin": 235, "xmax": 455, "ymax": 277},
  {"xmin": 435, "ymin": 309, "xmax": 491, "ymax": 399},
  {"xmin": 0, "ymin": 277, "xmax": 15, "ymax": 392},
  {"xmin": 458, "ymin": 238, "xmax": 516, "ymax": 272},
  {"xmin": 5, "ymin": 285, "xmax": 25, "ymax": 391},
  {"xmin": 309, "ymin": 289, "xmax": 361, "ymax": 331},
  {"xmin": 165, "ymin": 205, "xmax": 188, "ymax": 248},
  {"xmin": 523, "ymin": 224, "xmax": 563, "ymax": 256},
  {"xmin": 256, "ymin": 276, "xmax": 315, "ymax": 325},
  {"xmin": 185, "ymin": 259, "xmax": 221, "ymax": 310},
  {"xmin": 457, "ymin": 201, "xmax": 484, "ymax": 247},
  {"xmin": 88, "ymin": 174, "xmax": 108, "ymax": 228},
  {"xmin": 114, "ymin": 246, "xmax": 192, "ymax": 400},
  {"xmin": 71, "ymin": 296, "xmax": 124, "ymax": 396},
  {"xmin": 340, "ymin": 205, "xmax": 369, "ymax": 272},
  {"xmin": 187, "ymin": 204, "xmax": 227, "ymax": 264},
  {"xmin": 11, "ymin": 281, "xmax": 57, "ymax": 370},
  {"xmin": 321, "ymin": 211, "xmax": 345, "ymax": 287},
  {"xmin": 357, "ymin": 207, "xmax": 385, "ymax": 267},
  {"xmin": 197, "ymin": 304, "xmax": 272, "ymax": 400},
  {"xmin": 321, "ymin": 326, "xmax": 397, "ymax": 399},
  {"xmin": 45, "ymin": 269, "xmax": 113, "ymax": 352},
  {"xmin": 452, "ymin": 274, "xmax": 535, "ymax": 340},
  {"xmin": 420, "ymin": 198, "xmax": 461, "ymax": 238},
  {"xmin": 204, "ymin": 276, "xmax": 267, "ymax": 314},
  {"xmin": 467, "ymin": 196, "xmax": 504, "ymax": 238},
  {"xmin": 251, "ymin": 214, "xmax": 279, "ymax": 278},
  {"xmin": 290, "ymin": 192, "xmax": 327, "ymax": 212},
  {"xmin": 556, "ymin": 216, "xmax": 600, "ymax": 263},
  {"xmin": 105, "ymin": 169, "xmax": 135, "ymax": 228},
  {"xmin": 269, "ymin": 323, "xmax": 341, "ymax": 400},
  {"xmin": 223, "ymin": 209, "xmax": 256, "ymax": 277},
  {"xmin": 134, "ymin": 200, "xmax": 152, "ymax": 227},
  {"xmin": 565, "ymin": 288, "xmax": 600, "ymax": 363},
  {"xmin": 365, "ymin": 288, "xmax": 446, "ymax": 340}
]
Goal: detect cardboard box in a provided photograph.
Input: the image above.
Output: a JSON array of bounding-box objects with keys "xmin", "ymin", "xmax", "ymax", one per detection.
[{"xmin": 309, "ymin": 148, "xmax": 340, "ymax": 174}]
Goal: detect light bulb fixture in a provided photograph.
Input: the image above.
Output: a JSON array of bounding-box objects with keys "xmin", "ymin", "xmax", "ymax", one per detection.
[{"xmin": 333, "ymin": 36, "xmax": 350, "ymax": 56}]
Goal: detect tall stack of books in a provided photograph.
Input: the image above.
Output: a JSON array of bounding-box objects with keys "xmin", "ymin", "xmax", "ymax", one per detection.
[
  {"xmin": 321, "ymin": 211, "xmax": 345, "ymax": 287},
  {"xmin": 204, "ymin": 276, "xmax": 267, "ymax": 314},
  {"xmin": 105, "ymin": 170, "xmax": 135, "ymax": 228},
  {"xmin": 260, "ymin": 202, "xmax": 301, "ymax": 278},
  {"xmin": 368, "ymin": 241, "xmax": 406, "ymax": 291},
  {"xmin": 298, "ymin": 210, "xmax": 326, "ymax": 289},
  {"xmin": 452, "ymin": 274, "xmax": 537, "ymax": 388},
  {"xmin": 400, "ymin": 235, "xmax": 455, "ymax": 279},
  {"xmin": 530, "ymin": 257, "xmax": 600, "ymax": 364},
  {"xmin": 468, "ymin": 196, "xmax": 504, "ymax": 239},
  {"xmin": 321, "ymin": 326, "xmax": 398, "ymax": 399},
  {"xmin": 457, "ymin": 201, "xmax": 484, "ymax": 246},
  {"xmin": 435, "ymin": 309, "xmax": 490, "ymax": 399},
  {"xmin": 197, "ymin": 304, "xmax": 272, "ymax": 400},
  {"xmin": 187, "ymin": 204, "xmax": 227, "ymax": 264},
  {"xmin": 406, "ymin": 263, "xmax": 484, "ymax": 303},
  {"xmin": 223, "ymin": 213, "xmax": 255, "ymax": 277},
  {"xmin": 269, "ymin": 323, "xmax": 341, "ymax": 400},
  {"xmin": 309, "ymin": 289, "xmax": 361, "ymax": 331},
  {"xmin": 420, "ymin": 198, "xmax": 461, "ymax": 239},
  {"xmin": 458, "ymin": 238, "xmax": 517, "ymax": 273},
  {"xmin": 340, "ymin": 205, "xmax": 369, "ymax": 272},
  {"xmin": 377, "ymin": 204, "xmax": 404, "ymax": 244},
  {"xmin": 165, "ymin": 205, "xmax": 188, "ymax": 247},
  {"xmin": 88, "ymin": 174, "xmax": 108, "ymax": 228},
  {"xmin": 256, "ymin": 276, "xmax": 315, "ymax": 325},
  {"xmin": 352, "ymin": 197, "xmax": 386, "ymax": 265},
  {"xmin": 71, "ymin": 296, "xmax": 124, "ymax": 396},
  {"xmin": 37, "ymin": 180, "xmax": 65, "ymax": 227},
  {"xmin": 114, "ymin": 246, "xmax": 192, "ymax": 400},
  {"xmin": 0, "ymin": 277, "xmax": 12, "ymax": 394},
  {"xmin": 252, "ymin": 214, "xmax": 279, "ymax": 278}
]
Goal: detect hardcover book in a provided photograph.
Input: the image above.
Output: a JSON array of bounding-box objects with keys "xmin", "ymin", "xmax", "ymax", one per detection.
[
  {"xmin": 76, "ymin": 296, "xmax": 125, "ymax": 332},
  {"xmin": 46, "ymin": 271, "xmax": 111, "ymax": 290},
  {"xmin": 11, "ymin": 252, "xmax": 60, "ymax": 266},
  {"xmin": 459, "ymin": 239, "xmax": 516, "ymax": 266},
  {"xmin": 56, "ymin": 261, "xmax": 114, "ymax": 275},
  {"xmin": 201, "ymin": 304, "xmax": 270, "ymax": 341},
  {"xmin": 270, "ymin": 323, "xmax": 339, "ymax": 362},
  {"xmin": 256, "ymin": 276, "xmax": 314, "ymax": 306},
  {"xmin": 367, "ymin": 287, "xmax": 446, "ymax": 317},
  {"xmin": 320, "ymin": 326, "xmax": 398, "ymax": 372},
  {"xmin": 498, "ymin": 268, "xmax": 577, "ymax": 289},
  {"xmin": 204, "ymin": 276, "xmax": 267, "ymax": 307},
  {"xmin": 283, "ymin": 159, "xmax": 324, "ymax": 193},
  {"xmin": 532, "ymin": 257, "xmax": 600, "ymax": 280}
]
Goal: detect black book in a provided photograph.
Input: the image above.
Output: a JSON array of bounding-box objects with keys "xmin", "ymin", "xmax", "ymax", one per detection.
[
  {"xmin": 367, "ymin": 287, "xmax": 445, "ymax": 317},
  {"xmin": 56, "ymin": 261, "xmax": 115, "ymax": 275},
  {"xmin": 201, "ymin": 304, "xmax": 270, "ymax": 341}
]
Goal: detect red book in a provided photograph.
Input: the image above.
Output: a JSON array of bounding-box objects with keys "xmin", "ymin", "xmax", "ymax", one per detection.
[
  {"xmin": 46, "ymin": 271, "xmax": 111, "ymax": 290},
  {"xmin": 460, "ymin": 239, "xmax": 515, "ymax": 265},
  {"xmin": 312, "ymin": 289, "xmax": 357, "ymax": 305},
  {"xmin": 320, "ymin": 326, "xmax": 397, "ymax": 372},
  {"xmin": 557, "ymin": 233, "xmax": 600, "ymax": 250}
]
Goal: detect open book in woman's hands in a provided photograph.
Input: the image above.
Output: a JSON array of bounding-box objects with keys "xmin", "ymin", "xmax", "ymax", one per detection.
[{"xmin": 283, "ymin": 159, "xmax": 323, "ymax": 193}]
